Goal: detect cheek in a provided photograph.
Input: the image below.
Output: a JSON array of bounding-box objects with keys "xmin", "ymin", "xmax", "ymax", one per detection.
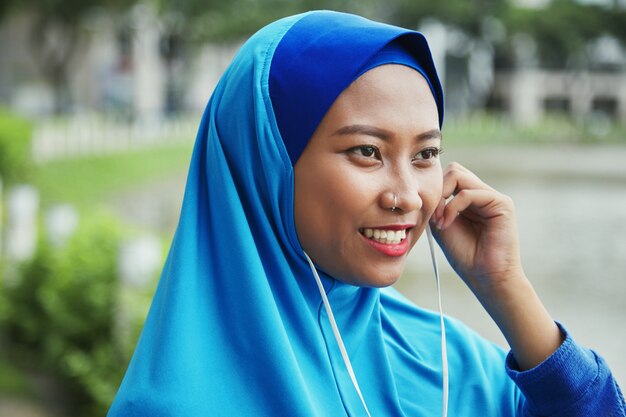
[
  {"xmin": 308, "ymin": 173, "xmax": 375, "ymax": 237},
  {"xmin": 294, "ymin": 160, "xmax": 371, "ymax": 245},
  {"xmin": 419, "ymin": 169, "xmax": 444, "ymax": 212},
  {"xmin": 323, "ymin": 166, "xmax": 374, "ymax": 209}
]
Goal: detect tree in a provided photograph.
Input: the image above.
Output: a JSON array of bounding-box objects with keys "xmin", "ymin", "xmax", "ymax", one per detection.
[
  {"xmin": 388, "ymin": 0, "xmax": 626, "ymax": 70},
  {"xmin": 153, "ymin": 0, "xmax": 379, "ymax": 42},
  {"xmin": 503, "ymin": 0, "xmax": 624, "ymax": 69},
  {"xmin": 390, "ymin": 0, "xmax": 509, "ymax": 36}
]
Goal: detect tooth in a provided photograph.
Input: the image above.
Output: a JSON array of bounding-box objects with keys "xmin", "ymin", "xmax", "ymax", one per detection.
[
  {"xmin": 364, "ymin": 228, "xmax": 373, "ymax": 238},
  {"xmin": 401, "ymin": 230, "xmax": 406, "ymax": 239},
  {"xmin": 373, "ymin": 230, "xmax": 380, "ymax": 239},
  {"xmin": 380, "ymin": 231, "xmax": 387, "ymax": 239}
]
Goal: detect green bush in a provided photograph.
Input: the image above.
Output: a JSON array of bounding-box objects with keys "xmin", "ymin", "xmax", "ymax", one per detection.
[
  {"xmin": 0, "ymin": 109, "xmax": 32, "ymax": 183},
  {"xmin": 1, "ymin": 212, "xmax": 154, "ymax": 415}
]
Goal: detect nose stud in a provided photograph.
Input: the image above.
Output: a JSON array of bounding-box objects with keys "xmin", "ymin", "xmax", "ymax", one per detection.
[{"xmin": 391, "ymin": 193, "xmax": 398, "ymax": 212}]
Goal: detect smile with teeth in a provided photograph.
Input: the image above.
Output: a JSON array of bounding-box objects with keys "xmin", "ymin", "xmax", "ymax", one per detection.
[{"xmin": 361, "ymin": 228, "xmax": 407, "ymax": 245}]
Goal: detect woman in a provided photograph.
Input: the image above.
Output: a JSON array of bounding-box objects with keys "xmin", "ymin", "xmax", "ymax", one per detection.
[{"xmin": 108, "ymin": 11, "xmax": 625, "ymax": 416}]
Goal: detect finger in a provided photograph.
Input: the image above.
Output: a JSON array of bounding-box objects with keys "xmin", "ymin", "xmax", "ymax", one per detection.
[
  {"xmin": 442, "ymin": 162, "xmax": 494, "ymax": 200},
  {"xmin": 440, "ymin": 189, "xmax": 509, "ymax": 230},
  {"xmin": 430, "ymin": 197, "xmax": 446, "ymax": 226}
]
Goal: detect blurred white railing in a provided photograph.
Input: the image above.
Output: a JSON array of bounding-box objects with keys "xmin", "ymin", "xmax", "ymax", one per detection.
[{"xmin": 32, "ymin": 115, "xmax": 198, "ymax": 163}]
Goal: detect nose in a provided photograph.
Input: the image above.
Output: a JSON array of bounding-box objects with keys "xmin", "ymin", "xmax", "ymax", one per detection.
[{"xmin": 380, "ymin": 163, "xmax": 423, "ymax": 213}]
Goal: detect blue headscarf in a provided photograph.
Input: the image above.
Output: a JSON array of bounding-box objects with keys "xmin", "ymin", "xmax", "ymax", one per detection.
[{"xmin": 108, "ymin": 11, "xmax": 521, "ymax": 416}]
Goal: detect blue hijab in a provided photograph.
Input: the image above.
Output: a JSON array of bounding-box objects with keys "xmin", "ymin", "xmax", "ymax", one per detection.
[{"xmin": 108, "ymin": 11, "xmax": 522, "ymax": 416}]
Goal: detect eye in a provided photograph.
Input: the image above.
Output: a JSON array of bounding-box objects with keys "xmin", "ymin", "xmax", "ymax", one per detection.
[
  {"xmin": 413, "ymin": 147, "xmax": 442, "ymax": 162},
  {"xmin": 349, "ymin": 145, "xmax": 381, "ymax": 160}
]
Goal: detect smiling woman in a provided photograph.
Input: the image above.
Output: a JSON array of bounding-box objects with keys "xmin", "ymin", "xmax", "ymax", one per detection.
[{"xmin": 107, "ymin": 10, "xmax": 625, "ymax": 417}]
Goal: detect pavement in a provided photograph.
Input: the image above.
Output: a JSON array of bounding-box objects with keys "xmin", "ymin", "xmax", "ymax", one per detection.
[{"xmin": 0, "ymin": 398, "xmax": 50, "ymax": 417}]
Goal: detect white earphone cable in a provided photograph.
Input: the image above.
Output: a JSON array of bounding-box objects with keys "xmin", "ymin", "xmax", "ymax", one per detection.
[
  {"xmin": 426, "ymin": 224, "xmax": 449, "ymax": 417},
  {"xmin": 304, "ymin": 252, "xmax": 373, "ymax": 417}
]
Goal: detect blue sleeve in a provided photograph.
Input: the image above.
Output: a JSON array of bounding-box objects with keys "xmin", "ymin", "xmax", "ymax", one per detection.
[{"xmin": 505, "ymin": 323, "xmax": 626, "ymax": 416}]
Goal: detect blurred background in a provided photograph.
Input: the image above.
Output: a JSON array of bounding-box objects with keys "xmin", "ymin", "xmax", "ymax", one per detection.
[{"xmin": 0, "ymin": 0, "xmax": 625, "ymax": 415}]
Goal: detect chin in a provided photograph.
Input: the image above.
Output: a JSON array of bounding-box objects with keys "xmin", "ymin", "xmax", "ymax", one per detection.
[
  {"xmin": 341, "ymin": 268, "xmax": 403, "ymax": 288},
  {"xmin": 313, "ymin": 252, "xmax": 407, "ymax": 288},
  {"xmin": 369, "ymin": 274, "xmax": 402, "ymax": 288}
]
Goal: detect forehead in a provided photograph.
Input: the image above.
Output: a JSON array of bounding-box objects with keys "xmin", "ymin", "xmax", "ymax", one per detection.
[{"xmin": 328, "ymin": 65, "xmax": 440, "ymax": 128}]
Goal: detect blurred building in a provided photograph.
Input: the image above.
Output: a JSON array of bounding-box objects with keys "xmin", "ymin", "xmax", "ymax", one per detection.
[
  {"xmin": 422, "ymin": 18, "xmax": 626, "ymax": 125},
  {"xmin": 497, "ymin": 0, "xmax": 626, "ymax": 124}
]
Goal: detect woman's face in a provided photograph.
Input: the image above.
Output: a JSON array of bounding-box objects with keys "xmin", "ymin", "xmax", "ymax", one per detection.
[{"xmin": 294, "ymin": 64, "xmax": 443, "ymax": 287}]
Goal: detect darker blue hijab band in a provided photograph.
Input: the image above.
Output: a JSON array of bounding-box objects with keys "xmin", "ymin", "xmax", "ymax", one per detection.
[{"xmin": 269, "ymin": 11, "xmax": 444, "ymax": 165}]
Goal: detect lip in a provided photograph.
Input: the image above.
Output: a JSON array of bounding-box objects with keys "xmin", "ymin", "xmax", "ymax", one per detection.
[
  {"xmin": 362, "ymin": 224, "xmax": 414, "ymax": 231},
  {"xmin": 359, "ymin": 225, "xmax": 414, "ymax": 257}
]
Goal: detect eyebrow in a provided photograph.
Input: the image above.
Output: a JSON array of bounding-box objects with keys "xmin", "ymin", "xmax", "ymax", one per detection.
[{"xmin": 332, "ymin": 124, "xmax": 442, "ymax": 141}]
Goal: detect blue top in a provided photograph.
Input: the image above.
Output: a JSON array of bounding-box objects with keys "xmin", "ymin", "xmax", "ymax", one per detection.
[
  {"xmin": 506, "ymin": 323, "xmax": 625, "ymax": 416},
  {"xmin": 107, "ymin": 11, "xmax": 625, "ymax": 416}
]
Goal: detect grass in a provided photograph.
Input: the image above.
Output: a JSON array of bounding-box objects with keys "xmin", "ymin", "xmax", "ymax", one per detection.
[
  {"xmin": 0, "ymin": 353, "xmax": 34, "ymax": 398},
  {"xmin": 30, "ymin": 142, "xmax": 194, "ymax": 210},
  {"xmin": 442, "ymin": 113, "xmax": 626, "ymax": 145}
]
